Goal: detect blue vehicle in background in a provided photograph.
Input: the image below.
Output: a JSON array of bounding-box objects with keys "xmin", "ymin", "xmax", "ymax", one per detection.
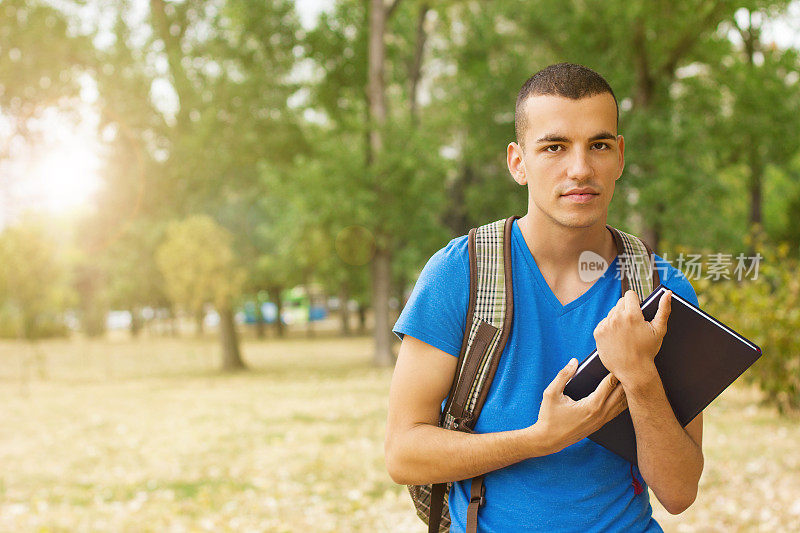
[{"xmin": 242, "ymin": 287, "xmax": 327, "ymax": 326}]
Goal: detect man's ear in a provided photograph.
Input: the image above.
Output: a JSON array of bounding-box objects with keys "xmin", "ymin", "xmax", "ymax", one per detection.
[
  {"xmin": 508, "ymin": 142, "xmax": 527, "ymax": 185},
  {"xmin": 616, "ymin": 135, "xmax": 625, "ymax": 180}
]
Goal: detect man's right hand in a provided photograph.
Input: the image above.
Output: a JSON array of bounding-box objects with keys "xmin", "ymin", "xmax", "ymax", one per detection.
[
  {"xmin": 531, "ymin": 358, "xmax": 628, "ymax": 455},
  {"xmin": 386, "ymin": 336, "xmax": 628, "ymax": 485}
]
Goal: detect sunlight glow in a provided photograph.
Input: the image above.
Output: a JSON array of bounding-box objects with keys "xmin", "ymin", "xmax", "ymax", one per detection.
[
  {"xmin": 29, "ymin": 137, "xmax": 101, "ymax": 214},
  {"xmin": 1, "ymin": 105, "xmax": 102, "ymax": 227}
]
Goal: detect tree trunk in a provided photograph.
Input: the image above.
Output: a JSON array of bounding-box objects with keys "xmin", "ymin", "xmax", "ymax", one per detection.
[
  {"xmin": 748, "ymin": 142, "xmax": 764, "ymax": 249},
  {"xmin": 372, "ymin": 246, "xmax": 394, "ymax": 366},
  {"xmin": 150, "ymin": 0, "xmax": 193, "ymax": 129},
  {"xmin": 748, "ymin": 149, "xmax": 763, "ymax": 227},
  {"xmin": 306, "ymin": 308, "xmax": 315, "ymax": 338},
  {"xmin": 270, "ymin": 287, "xmax": 285, "ymax": 338},
  {"xmin": 357, "ymin": 302, "xmax": 367, "ymax": 334},
  {"xmin": 742, "ymin": 17, "xmax": 763, "ymax": 233},
  {"xmin": 254, "ymin": 300, "xmax": 266, "ymax": 339},
  {"xmin": 395, "ymin": 271, "xmax": 407, "ymax": 311},
  {"xmin": 629, "ymin": 9, "xmax": 726, "ymax": 250},
  {"xmin": 408, "ymin": 3, "xmax": 430, "ymax": 124},
  {"xmin": 195, "ymin": 307, "xmax": 204, "ymax": 337},
  {"xmin": 339, "ymin": 284, "xmax": 351, "ymax": 336},
  {"xmin": 219, "ymin": 305, "xmax": 245, "ymax": 371},
  {"xmin": 368, "ymin": 0, "xmax": 387, "ymax": 154},
  {"xmin": 368, "ymin": 0, "xmax": 395, "ymax": 367},
  {"xmin": 130, "ymin": 308, "xmax": 142, "ymax": 338},
  {"xmin": 641, "ymin": 202, "xmax": 664, "ymax": 251},
  {"xmin": 446, "ymin": 164, "xmax": 473, "ymax": 236}
]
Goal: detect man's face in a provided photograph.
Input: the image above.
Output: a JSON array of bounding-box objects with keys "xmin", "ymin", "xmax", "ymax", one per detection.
[{"xmin": 507, "ymin": 93, "xmax": 624, "ymax": 229}]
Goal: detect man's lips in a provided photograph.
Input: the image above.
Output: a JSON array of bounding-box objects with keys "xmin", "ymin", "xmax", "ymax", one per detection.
[
  {"xmin": 562, "ymin": 187, "xmax": 599, "ymax": 196},
  {"xmin": 561, "ymin": 191, "xmax": 599, "ymax": 203}
]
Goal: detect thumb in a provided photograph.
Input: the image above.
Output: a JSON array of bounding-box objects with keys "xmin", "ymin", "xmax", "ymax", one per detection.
[
  {"xmin": 546, "ymin": 358, "xmax": 579, "ymax": 397},
  {"xmin": 597, "ymin": 371, "xmax": 618, "ymax": 395},
  {"xmin": 650, "ymin": 290, "xmax": 672, "ymax": 336}
]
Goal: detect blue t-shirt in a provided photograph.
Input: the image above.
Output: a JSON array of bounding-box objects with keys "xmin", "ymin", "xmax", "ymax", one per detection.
[{"xmin": 393, "ymin": 219, "xmax": 698, "ymax": 532}]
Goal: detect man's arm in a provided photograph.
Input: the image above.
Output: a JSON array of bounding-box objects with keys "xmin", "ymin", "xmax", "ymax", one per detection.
[
  {"xmin": 594, "ymin": 290, "xmax": 704, "ymax": 515},
  {"xmin": 384, "ymin": 335, "xmax": 629, "ymax": 485},
  {"xmin": 626, "ymin": 373, "xmax": 703, "ymax": 514}
]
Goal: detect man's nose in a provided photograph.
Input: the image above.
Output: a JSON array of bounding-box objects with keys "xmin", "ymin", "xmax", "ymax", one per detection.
[{"xmin": 567, "ymin": 148, "xmax": 594, "ymax": 180}]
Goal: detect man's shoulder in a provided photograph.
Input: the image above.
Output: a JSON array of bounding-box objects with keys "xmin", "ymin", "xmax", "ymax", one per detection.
[
  {"xmin": 393, "ymin": 234, "xmax": 471, "ymax": 356},
  {"xmin": 424, "ymin": 234, "xmax": 469, "ymax": 274}
]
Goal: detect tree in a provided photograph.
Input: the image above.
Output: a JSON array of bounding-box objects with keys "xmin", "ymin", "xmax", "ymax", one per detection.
[
  {"xmin": 103, "ymin": 220, "xmax": 170, "ymax": 337},
  {"xmin": 0, "ymin": 0, "xmax": 92, "ymax": 223},
  {"xmin": 86, "ymin": 0, "xmax": 305, "ymax": 354},
  {"xmin": 0, "ymin": 0, "xmax": 91, "ymax": 139},
  {"xmin": 719, "ymin": 9, "xmax": 800, "ymax": 233},
  {"xmin": 156, "ymin": 215, "xmax": 246, "ymax": 370},
  {"xmin": 302, "ymin": 0, "xmax": 449, "ymax": 364},
  {"xmin": 0, "ymin": 218, "xmax": 73, "ymax": 340},
  {"xmin": 149, "ymin": 0, "xmax": 305, "ymax": 349},
  {"xmin": 415, "ymin": 1, "xmax": 792, "ymax": 250}
]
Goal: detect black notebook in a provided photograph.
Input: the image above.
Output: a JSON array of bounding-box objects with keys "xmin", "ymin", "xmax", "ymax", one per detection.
[{"xmin": 563, "ymin": 284, "xmax": 762, "ymax": 465}]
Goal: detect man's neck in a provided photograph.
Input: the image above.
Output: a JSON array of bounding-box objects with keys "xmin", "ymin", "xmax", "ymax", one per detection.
[{"xmin": 517, "ymin": 211, "xmax": 617, "ymax": 275}]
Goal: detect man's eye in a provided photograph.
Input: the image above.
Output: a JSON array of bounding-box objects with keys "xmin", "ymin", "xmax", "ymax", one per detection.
[
  {"xmin": 545, "ymin": 145, "xmax": 563, "ymax": 153},
  {"xmin": 592, "ymin": 142, "xmax": 610, "ymax": 150}
]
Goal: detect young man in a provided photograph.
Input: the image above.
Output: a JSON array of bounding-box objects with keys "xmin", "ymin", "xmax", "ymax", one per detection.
[{"xmin": 385, "ymin": 63, "xmax": 704, "ymax": 531}]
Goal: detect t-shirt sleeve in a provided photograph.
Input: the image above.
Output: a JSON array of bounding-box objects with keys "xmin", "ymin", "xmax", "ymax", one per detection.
[
  {"xmin": 653, "ymin": 254, "xmax": 699, "ymax": 307},
  {"xmin": 393, "ymin": 236, "xmax": 470, "ymax": 358}
]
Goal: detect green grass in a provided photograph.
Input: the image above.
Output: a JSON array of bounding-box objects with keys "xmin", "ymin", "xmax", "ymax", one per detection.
[{"xmin": 0, "ymin": 334, "xmax": 798, "ymax": 531}]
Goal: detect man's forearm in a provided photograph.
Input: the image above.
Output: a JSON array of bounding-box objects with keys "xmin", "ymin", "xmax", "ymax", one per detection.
[
  {"xmin": 386, "ymin": 423, "xmax": 552, "ymax": 485},
  {"xmin": 625, "ymin": 368, "xmax": 703, "ymax": 514}
]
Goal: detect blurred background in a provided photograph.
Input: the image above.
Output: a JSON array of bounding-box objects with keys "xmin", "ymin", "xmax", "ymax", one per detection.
[{"xmin": 1, "ymin": 0, "xmax": 799, "ymax": 531}]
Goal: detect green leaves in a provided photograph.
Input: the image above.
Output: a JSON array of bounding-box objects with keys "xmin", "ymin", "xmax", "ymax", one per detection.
[
  {"xmin": 0, "ymin": 217, "xmax": 74, "ymax": 339},
  {"xmin": 699, "ymin": 234, "xmax": 800, "ymax": 414},
  {"xmin": 155, "ymin": 215, "xmax": 244, "ymax": 313}
]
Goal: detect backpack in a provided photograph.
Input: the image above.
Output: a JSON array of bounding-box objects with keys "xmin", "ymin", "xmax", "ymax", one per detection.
[{"xmin": 407, "ymin": 215, "xmax": 660, "ymax": 533}]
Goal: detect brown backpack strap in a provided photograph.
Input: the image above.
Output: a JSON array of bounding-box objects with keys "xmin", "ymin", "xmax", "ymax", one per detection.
[
  {"xmin": 468, "ymin": 216, "xmax": 516, "ymax": 425},
  {"xmin": 443, "ymin": 216, "xmax": 517, "ymax": 427},
  {"xmin": 428, "ymin": 216, "xmax": 518, "ymax": 533},
  {"xmin": 641, "ymin": 239, "xmax": 660, "ymax": 289},
  {"xmin": 607, "ymin": 225, "xmax": 630, "ymax": 296},
  {"xmin": 442, "ymin": 226, "xmax": 479, "ymax": 423},
  {"xmin": 427, "ymin": 483, "xmax": 447, "ymax": 533},
  {"xmin": 466, "ymin": 476, "xmax": 486, "ymax": 533}
]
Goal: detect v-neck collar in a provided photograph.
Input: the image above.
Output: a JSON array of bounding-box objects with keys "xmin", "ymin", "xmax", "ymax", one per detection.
[{"xmin": 512, "ymin": 219, "xmax": 618, "ymax": 316}]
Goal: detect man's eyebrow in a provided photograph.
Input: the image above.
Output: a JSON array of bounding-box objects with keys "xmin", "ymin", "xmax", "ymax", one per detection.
[
  {"xmin": 535, "ymin": 131, "xmax": 617, "ymax": 143},
  {"xmin": 589, "ymin": 131, "xmax": 617, "ymax": 141},
  {"xmin": 535, "ymin": 134, "xmax": 569, "ymax": 144}
]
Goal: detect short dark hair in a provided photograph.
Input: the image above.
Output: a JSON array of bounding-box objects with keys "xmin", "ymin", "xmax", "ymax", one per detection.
[{"xmin": 514, "ymin": 63, "xmax": 619, "ymax": 147}]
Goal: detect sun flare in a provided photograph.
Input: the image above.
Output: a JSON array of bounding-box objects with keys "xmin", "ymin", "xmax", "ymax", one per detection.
[{"xmin": 30, "ymin": 139, "xmax": 101, "ymax": 214}]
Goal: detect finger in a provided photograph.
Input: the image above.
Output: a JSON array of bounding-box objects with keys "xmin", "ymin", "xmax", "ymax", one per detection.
[
  {"xmin": 605, "ymin": 382, "xmax": 626, "ymax": 407},
  {"xmin": 650, "ymin": 289, "xmax": 672, "ymax": 335},
  {"xmin": 615, "ymin": 295, "xmax": 626, "ymax": 313},
  {"xmin": 599, "ymin": 384, "xmax": 627, "ymax": 417},
  {"xmin": 624, "ymin": 290, "xmax": 641, "ymax": 317},
  {"xmin": 608, "ymin": 389, "xmax": 628, "ymax": 418},
  {"xmin": 544, "ymin": 358, "xmax": 579, "ymax": 398},
  {"xmin": 594, "ymin": 317, "xmax": 606, "ymax": 334},
  {"xmin": 587, "ymin": 372, "xmax": 617, "ymax": 402}
]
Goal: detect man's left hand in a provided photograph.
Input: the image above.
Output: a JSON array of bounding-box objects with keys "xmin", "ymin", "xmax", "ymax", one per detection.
[{"xmin": 593, "ymin": 289, "xmax": 672, "ymax": 388}]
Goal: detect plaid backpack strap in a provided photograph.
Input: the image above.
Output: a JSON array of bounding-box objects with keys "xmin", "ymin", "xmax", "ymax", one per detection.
[
  {"xmin": 445, "ymin": 215, "xmax": 517, "ymax": 430},
  {"xmin": 606, "ymin": 225, "xmax": 660, "ymax": 300},
  {"xmin": 423, "ymin": 216, "xmax": 517, "ymax": 533}
]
